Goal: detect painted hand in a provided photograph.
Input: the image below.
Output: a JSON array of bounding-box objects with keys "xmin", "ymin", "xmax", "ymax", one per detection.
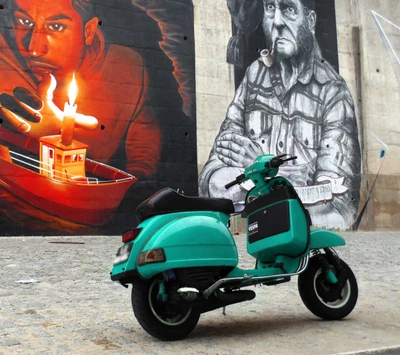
[
  {"xmin": 216, "ymin": 132, "xmax": 263, "ymax": 168},
  {"xmin": 278, "ymin": 164, "xmax": 310, "ymax": 187},
  {"xmin": 0, "ymin": 74, "xmax": 97, "ymax": 139}
]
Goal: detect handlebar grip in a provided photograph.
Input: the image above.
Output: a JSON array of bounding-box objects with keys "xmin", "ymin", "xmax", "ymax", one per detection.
[
  {"xmin": 225, "ymin": 173, "xmax": 245, "ymax": 189},
  {"xmin": 267, "ymin": 155, "xmax": 298, "ymax": 168},
  {"xmin": 225, "ymin": 180, "xmax": 237, "ymax": 189},
  {"xmin": 268, "ymin": 158, "xmax": 283, "ymax": 168}
]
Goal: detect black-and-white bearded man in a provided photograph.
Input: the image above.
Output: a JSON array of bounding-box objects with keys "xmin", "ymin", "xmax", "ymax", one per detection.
[{"xmin": 199, "ymin": 0, "xmax": 361, "ymax": 230}]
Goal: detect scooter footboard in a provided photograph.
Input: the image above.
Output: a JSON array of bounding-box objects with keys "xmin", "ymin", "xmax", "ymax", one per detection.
[{"xmin": 138, "ymin": 214, "xmax": 239, "ymax": 279}]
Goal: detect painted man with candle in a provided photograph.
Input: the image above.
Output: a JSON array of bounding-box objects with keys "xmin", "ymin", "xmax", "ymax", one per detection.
[{"xmin": 0, "ymin": 0, "xmax": 170, "ymax": 179}]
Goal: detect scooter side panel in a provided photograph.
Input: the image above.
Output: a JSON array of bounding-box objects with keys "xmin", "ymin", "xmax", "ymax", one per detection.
[
  {"xmin": 138, "ymin": 213, "xmax": 239, "ymax": 279},
  {"xmin": 310, "ymin": 230, "xmax": 345, "ymax": 249},
  {"xmin": 247, "ymin": 199, "xmax": 309, "ymax": 263}
]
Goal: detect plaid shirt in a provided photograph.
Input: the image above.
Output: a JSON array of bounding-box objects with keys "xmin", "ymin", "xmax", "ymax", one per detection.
[{"xmin": 199, "ymin": 45, "xmax": 361, "ymax": 228}]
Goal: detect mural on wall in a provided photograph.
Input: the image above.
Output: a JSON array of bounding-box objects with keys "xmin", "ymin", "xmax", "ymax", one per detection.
[
  {"xmin": 199, "ymin": 0, "xmax": 362, "ymax": 230},
  {"xmin": 0, "ymin": 0, "xmax": 197, "ymax": 235}
]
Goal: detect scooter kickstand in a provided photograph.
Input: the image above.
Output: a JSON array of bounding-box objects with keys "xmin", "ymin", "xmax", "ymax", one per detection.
[{"xmin": 222, "ymin": 306, "xmax": 226, "ymax": 316}]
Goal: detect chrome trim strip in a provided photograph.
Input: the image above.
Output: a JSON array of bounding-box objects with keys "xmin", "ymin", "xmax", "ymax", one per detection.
[{"xmin": 203, "ymin": 255, "xmax": 309, "ymax": 298}]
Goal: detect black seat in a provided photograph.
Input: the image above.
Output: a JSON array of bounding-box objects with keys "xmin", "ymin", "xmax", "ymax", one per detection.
[{"xmin": 136, "ymin": 188, "xmax": 235, "ymax": 222}]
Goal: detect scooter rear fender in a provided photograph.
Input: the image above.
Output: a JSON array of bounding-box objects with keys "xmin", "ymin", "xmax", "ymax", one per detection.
[
  {"xmin": 112, "ymin": 211, "xmax": 238, "ymax": 282},
  {"xmin": 137, "ymin": 212, "xmax": 239, "ymax": 279},
  {"xmin": 111, "ymin": 214, "xmax": 178, "ymax": 283},
  {"xmin": 309, "ymin": 230, "xmax": 345, "ymax": 249}
]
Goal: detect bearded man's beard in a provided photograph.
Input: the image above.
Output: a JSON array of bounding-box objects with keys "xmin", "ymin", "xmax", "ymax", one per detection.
[{"xmin": 294, "ymin": 23, "xmax": 314, "ymax": 63}]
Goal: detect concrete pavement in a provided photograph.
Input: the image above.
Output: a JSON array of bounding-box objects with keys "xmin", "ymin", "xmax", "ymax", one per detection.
[{"xmin": 0, "ymin": 232, "xmax": 399, "ymax": 355}]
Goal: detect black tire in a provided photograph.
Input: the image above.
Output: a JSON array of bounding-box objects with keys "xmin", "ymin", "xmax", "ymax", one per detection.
[
  {"xmin": 298, "ymin": 254, "xmax": 358, "ymax": 320},
  {"xmin": 131, "ymin": 276, "xmax": 200, "ymax": 341}
]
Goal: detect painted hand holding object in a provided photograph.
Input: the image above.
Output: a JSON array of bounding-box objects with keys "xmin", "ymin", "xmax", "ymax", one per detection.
[{"xmin": 0, "ymin": 74, "xmax": 97, "ymax": 139}]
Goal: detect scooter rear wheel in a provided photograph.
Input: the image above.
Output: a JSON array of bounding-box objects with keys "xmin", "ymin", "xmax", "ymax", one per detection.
[
  {"xmin": 131, "ymin": 276, "xmax": 200, "ymax": 340},
  {"xmin": 298, "ymin": 255, "xmax": 358, "ymax": 320}
]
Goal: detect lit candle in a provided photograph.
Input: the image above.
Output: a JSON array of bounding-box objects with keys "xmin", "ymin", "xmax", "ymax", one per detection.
[{"xmin": 61, "ymin": 73, "xmax": 78, "ymax": 146}]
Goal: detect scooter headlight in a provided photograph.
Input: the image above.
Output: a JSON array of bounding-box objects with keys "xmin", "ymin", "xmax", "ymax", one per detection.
[{"xmin": 137, "ymin": 248, "xmax": 166, "ymax": 266}]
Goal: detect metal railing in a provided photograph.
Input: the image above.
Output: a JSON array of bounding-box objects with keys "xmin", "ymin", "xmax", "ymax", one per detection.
[{"xmin": 9, "ymin": 150, "xmax": 134, "ymax": 185}]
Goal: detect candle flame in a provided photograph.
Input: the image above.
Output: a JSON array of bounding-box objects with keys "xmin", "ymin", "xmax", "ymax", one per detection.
[{"xmin": 68, "ymin": 73, "xmax": 78, "ymax": 106}]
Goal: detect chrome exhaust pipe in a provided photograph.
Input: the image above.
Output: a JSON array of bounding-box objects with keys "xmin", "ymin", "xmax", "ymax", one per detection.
[{"xmin": 177, "ymin": 287, "xmax": 199, "ymax": 302}]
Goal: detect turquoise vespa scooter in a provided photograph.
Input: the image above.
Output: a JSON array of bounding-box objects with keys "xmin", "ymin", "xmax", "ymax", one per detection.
[{"xmin": 111, "ymin": 154, "xmax": 358, "ymax": 340}]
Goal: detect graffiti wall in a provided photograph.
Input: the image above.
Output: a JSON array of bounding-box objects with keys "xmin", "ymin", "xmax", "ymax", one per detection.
[
  {"xmin": 198, "ymin": 0, "xmax": 362, "ymax": 230},
  {"xmin": 0, "ymin": 0, "xmax": 197, "ymax": 235}
]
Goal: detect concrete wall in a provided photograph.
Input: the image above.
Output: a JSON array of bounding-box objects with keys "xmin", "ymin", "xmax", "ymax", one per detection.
[
  {"xmin": 194, "ymin": 0, "xmax": 235, "ymax": 174},
  {"xmin": 336, "ymin": 0, "xmax": 400, "ymax": 229}
]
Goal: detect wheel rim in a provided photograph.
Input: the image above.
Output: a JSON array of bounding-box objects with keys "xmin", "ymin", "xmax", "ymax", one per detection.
[
  {"xmin": 148, "ymin": 279, "xmax": 192, "ymax": 326},
  {"xmin": 313, "ymin": 269, "xmax": 351, "ymax": 309}
]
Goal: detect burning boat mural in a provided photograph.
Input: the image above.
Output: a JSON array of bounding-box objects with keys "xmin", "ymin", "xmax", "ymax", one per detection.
[
  {"xmin": 0, "ymin": 0, "xmax": 197, "ymax": 235},
  {"xmin": 0, "ymin": 74, "xmax": 136, "ymax": 226}
]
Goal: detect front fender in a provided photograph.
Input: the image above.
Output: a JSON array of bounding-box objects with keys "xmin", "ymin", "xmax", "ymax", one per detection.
[
  {"xmin": 138, "ymin": 213, "xmax": 239, "ymax": 279},
  {"xmin": 310, "ymin": 230, "xmax": 345, "ymax": 249}
]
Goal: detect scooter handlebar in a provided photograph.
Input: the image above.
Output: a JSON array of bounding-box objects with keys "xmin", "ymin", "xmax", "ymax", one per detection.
[
  {"xmin": 268, "ymin": 157, "xmax": 283, "ymax": 168},
  {"xmin": 225, "ymin": 174, "xmax": 245, "ymax": 189},
  {"xmin": 267, "ymin": 155, "xmax": 297, "ymax": 168},
  {"xmin": 225, "ymin": 155, "xmax": 297, "ymax": 189}
]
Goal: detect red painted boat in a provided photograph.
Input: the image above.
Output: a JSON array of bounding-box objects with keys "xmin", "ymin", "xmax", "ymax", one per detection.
[{"xmin": 0, "ymin": 141, "xmax": 136, "ymax": 226}]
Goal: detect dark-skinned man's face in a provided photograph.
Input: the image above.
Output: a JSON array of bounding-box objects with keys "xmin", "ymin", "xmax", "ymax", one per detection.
[
  {"xmin": 12, "ymin": 0, "xmax": 90, "ymax": 81},
  {"xmin": 261, "ymin": 0, "xmax": 315, "ymax": 61}
]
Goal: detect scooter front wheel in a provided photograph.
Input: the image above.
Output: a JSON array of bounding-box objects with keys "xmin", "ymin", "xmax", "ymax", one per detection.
[
  {"xmin": 131, "ymin": 276, "xmax": 200, "ymax": 340},
  {"xmin": 298, "ymin": 255, "xmax": 358, "ymax": 320}
]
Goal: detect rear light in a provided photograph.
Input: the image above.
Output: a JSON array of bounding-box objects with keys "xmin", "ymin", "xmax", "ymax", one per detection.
[
  {"xmin": 137, "ymin": 249, "xmax": 166, "ymax": 266},
  {"xmin": 122, "ymin": 228, "xmax": 142, "ymax": 243}
]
